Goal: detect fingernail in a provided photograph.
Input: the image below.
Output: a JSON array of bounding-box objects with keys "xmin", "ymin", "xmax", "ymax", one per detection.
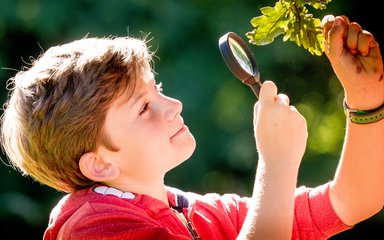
[
  {"xmin": 321, "ymin": 15, "xmax": 334, "ymax": 26},
  {"xmin": 334, "ymin": 17, "xmax": 342, "ymax": 25},
  {"xmin": 370, "ymin": 41, "xmax": 378, "ymax": 48}
]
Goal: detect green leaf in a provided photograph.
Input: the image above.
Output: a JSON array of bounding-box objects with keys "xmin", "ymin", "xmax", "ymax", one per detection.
[
  {"xmin": 246, "ymin": 1, "xmax": 290, "ymax": 45},
  {"xmin": 246, "ymin": 0, "xmax": 332, "ymax": 56},
  {"xmin": 296, "ymin": 0, "xmax": 332, "ymax": 10}
]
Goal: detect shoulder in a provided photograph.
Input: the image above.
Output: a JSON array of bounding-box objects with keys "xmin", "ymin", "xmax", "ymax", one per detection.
[
  {"xmin": 45, "ymin": 186, "xmax": 184, "ymax": 240},
  {"xmin": 49, "ymin": 186, "xmax": 160, "ymax": 221},
  {"xmin": 166, "ymin": 186, "xmax": 250, "ymax": 210},
  {"xmin": 170, "ymin": 188, "xmax": 250, "ymax": 239}
]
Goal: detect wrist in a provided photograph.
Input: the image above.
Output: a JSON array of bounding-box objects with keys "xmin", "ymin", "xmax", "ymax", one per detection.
[
  {"xmin": 343, "ymin": 99, "xmax": 384, "ymax": 124},
  {"xmin": 257, "ymin": 156, "xmax": 301, "ymax": 174},
  {"xmin": 344, "ymin": 86, "xmax": 384, "ymax": 110}
]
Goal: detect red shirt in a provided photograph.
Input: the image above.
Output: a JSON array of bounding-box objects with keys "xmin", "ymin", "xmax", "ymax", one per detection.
[{"xmin": 43, "ymin": 183, "xmax": 351, "ymax": 240}]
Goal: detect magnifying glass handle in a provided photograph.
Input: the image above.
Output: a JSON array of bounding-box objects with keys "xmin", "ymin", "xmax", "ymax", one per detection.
[
  {"xmin": 242, "ymin": 71, "xmax": 261, "ymax": 99},
  {"xmin": 249, "ymin": 78, "xmax": 262, "ymax": 99}
]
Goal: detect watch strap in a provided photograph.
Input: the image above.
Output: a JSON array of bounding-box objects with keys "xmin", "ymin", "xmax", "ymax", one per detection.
[{"xmin": 343, "ymin": 99, "xmax": 384, "ymax": 124}]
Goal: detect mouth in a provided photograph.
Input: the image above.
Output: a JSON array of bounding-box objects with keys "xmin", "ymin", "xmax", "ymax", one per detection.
[{"xmin": 171, "ymin": 125, "xmax": 187, "ymax": 139}]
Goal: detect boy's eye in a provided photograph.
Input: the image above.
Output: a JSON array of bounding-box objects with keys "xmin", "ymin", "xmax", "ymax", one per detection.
[{"xmin": 139, "ymin": 103, "xmax": 149, "ymax": 115}]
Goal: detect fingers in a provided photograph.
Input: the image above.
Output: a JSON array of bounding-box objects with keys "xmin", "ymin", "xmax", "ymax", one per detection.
[
  {"xmin": 357, "ymin": 30, "xmax": 376, "ymax": 56},
  {"xmin": 259, "ymin": 80, "xmax": 291, "ymax": 105},
  {"xmin": 322, "ymin": 16, "xmax": 348, "ymax": 58},
  {"xmin": 322, "ymin": 15, "xmax": 379, "ymax": 57},
  {"xmin": 276, "ymin": 93, "xmax": 290, "ymax": 106},
  {"xmin": 346, "ymin": 23, "xmax": 362, "ymax": 54},
  {"xmin": 347, "ymin": 23, "xmax": 378, "ymax": 56},
  {"xmin": 321, "ymin": 14, "xmax": 334, "ymax": 35},
  {"xmin": 366, "ymin": 36, "xmax": 382, "ymax": 64}
]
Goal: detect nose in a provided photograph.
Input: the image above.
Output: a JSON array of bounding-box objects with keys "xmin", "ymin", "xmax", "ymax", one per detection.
[{"xmin": 164, "ymin": 96, "xmax": 182, "ymax": 121}]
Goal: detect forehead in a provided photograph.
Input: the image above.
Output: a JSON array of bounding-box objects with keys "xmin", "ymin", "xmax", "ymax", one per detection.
[
  {"xmin": 133, "ymin": 68, "xmax": 155, "ymax": 92},
  {"xmin": 113, "ymin": 69, "xmax": 155, "ymax": 106},
  {"xmin": 141, "ymin": 69, "xmax": 155, "ymax": 83}
]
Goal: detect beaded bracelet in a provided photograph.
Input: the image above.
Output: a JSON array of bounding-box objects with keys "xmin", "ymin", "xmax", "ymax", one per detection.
[{"xmin": 343, "ymin": 99, "xmax": 384, "ymax": 124}]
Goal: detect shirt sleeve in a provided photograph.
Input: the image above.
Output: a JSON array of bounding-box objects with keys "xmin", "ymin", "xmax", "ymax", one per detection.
[
  {"xmin": 191, "ymin": 192, "xmax": 250, "ymax": 240},
  {"xmin": 292, "ymin": 182, "xmax": 353, "ymax": 240}
]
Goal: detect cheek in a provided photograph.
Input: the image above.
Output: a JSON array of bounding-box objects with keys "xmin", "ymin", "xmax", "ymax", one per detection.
[
  {"xmin": 101, "ymin": 131, "xmax": 120, "ymax": 151},
  {"xmin": 140, "ymin": 116, "xmax": 169, "ymax": 139},
  {"xmin": 129, "ymin": 121, "xmax": 167, "ymax": 151}
]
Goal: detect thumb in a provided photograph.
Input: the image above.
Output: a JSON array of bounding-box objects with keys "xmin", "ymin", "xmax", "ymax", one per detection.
[
  {"xmin": 259, "ymin": 80, "xmax": 278, "ymax": 105},
  {"xmin": 253, "ymin": 101, "xmax": 260, "ymax": 127}
]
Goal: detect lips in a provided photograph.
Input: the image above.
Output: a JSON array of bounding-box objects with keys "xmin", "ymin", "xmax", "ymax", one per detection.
[{"xmin": 171, "ymin": 125, "xmax": 187, "ymax": 139}]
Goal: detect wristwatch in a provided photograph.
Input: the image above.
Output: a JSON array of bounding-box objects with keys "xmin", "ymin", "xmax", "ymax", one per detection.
[{"xmin": 343, "ymin": 99, "xmax": 384, "ymax": 124}]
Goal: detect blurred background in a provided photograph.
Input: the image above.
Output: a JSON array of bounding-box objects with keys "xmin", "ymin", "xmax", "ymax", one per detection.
[{"xmin": 0, "ymin": 0, "xmax": 383, "ymax": 239}]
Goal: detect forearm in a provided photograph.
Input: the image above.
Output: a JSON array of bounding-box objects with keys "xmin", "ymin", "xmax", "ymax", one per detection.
[
  {"xmin": 238, "ymin": 160, "xmax": 299, "ymax": 240},
  {"xmin": 242, "ymin": 81, "xmax": 306, "ymax": 239},
  {"xmin": 330, "ymin": 119, "xmax": 384, "ymax": 226}
]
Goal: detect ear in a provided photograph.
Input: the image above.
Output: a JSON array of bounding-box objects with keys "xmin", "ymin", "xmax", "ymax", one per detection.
[{"xmin": 79, "ymin": 152, "xmax": 120, "ymax": 182}]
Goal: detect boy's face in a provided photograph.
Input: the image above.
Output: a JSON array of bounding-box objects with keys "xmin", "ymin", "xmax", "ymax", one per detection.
[{"xmin": 97, "ymin": 70, "xmax": 196, "ymax": 184}]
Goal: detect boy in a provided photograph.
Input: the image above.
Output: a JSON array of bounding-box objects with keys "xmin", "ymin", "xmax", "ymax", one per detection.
[{"xmin": 1, "ymin": 15, "xmax": 383, "ymax": 240}]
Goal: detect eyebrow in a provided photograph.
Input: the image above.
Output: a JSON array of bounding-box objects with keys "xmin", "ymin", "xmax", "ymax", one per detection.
[{"xmin": 127, "ymin": 79, "xmax": 156, "ymax": 109}]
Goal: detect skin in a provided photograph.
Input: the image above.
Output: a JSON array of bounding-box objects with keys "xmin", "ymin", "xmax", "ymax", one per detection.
[
  {"xmin": 237, "ymin": 81, "xmax": 307, "ymax": 239},
  {"xmin": 79, "ymin": 70, "xmax": 197, "ymax": 204},
  {"xmin": 240, "ymin": 15, "xmax": 384, "ymax": 239},
  {"xmin": 323, "ymin": 15, "xmax": 384, "ymax": 226},
  {"xmin": 78, "ymin": 15, "xmax": 384, "ymax": 240}
]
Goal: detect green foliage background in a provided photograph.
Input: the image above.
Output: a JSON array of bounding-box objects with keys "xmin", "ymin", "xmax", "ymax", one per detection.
[{"xmin": 0, "ymin": 0, "xmax": 382, "ymax": 239}]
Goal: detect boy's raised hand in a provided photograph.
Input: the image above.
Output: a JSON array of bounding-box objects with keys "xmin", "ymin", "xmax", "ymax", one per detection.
[
  {"xmin": 243, "ymin": 81, "xmax": 307, "ymax": 240},
  {"xmin": 322, "ymin": 15, "xmax": 384, "ymax": 110},
  {"xmin": 322, "ymin": 15, "xmax": 384, "ymax": 226},
  {"xmin": 253, "ymin": 81, "xmax": 307, "ymax": 168}
]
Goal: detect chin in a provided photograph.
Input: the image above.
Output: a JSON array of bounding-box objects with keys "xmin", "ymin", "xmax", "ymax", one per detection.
[
  {"xmin": 182, "ymin": 140, "xmax": 196, "ymax": 161},
  {"xmin": 172, "ymin": 139, "xmax": 196, "ymax": 169},
  {"xmin": 186, "ymin": 136, "xmax": 197, "ymax": 158}
]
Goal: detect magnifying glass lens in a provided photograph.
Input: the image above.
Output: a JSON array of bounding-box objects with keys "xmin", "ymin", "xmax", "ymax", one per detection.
[
  {"xmin": 218, "ymin": 32, "xmax": 261, "ymax": 98},
  {"xmin": 228, "ymin": 38, "xmax": 253, "ymax": 75}
]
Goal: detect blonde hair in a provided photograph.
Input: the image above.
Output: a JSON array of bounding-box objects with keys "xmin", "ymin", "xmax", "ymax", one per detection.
[{"xmin": 1, "ymin": 36, "xmax": 153, "ymax": 193}]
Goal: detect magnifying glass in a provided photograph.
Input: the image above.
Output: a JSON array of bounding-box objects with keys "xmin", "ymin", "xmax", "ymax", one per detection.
[{"xmin": 218, "ymin": 32, "xmax": 261, "ymax": 98}]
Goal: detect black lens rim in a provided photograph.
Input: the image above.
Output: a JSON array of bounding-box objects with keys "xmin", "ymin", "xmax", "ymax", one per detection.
[{"xmin": 218, "ymin": 32, "xmax": 258, "ymax": 82}]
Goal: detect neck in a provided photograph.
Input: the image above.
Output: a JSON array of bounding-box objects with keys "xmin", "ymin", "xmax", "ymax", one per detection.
[{"xmin": 106, "ymin": 179, "xmax": 169, "ymax": 205}]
